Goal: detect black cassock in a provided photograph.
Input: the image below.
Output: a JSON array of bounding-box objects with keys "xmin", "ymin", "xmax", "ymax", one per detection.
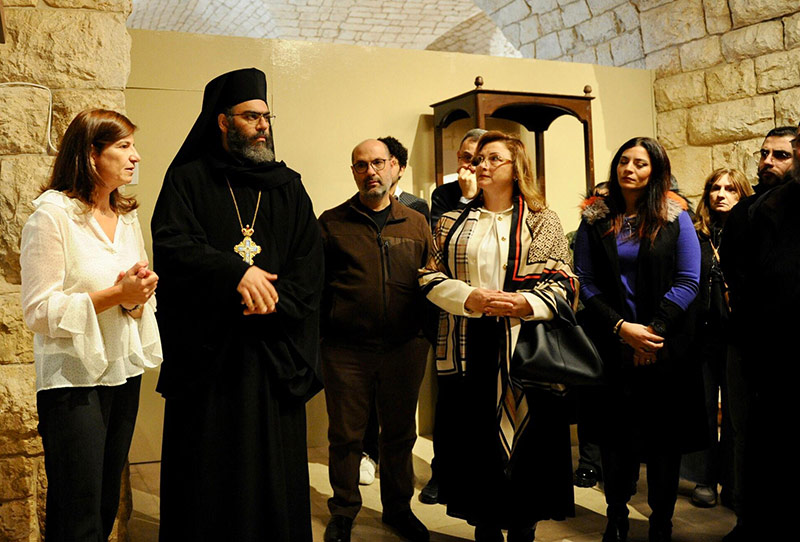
[{"xmin": 152, "ymin": 150, "xmax": 323, "ymax": 542}]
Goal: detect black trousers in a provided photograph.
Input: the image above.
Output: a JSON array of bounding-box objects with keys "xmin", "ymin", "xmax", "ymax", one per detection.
[
  {"xmin": 37, "ymin": 376, "xmax": 141, "ymax": 542},
  {"xmin": 602, "ymin": 445, "xmax": 681, "ymax": 531},
  {"xmin": 322, "ymin": 338, "xmax": 428, "ymax": 519}
]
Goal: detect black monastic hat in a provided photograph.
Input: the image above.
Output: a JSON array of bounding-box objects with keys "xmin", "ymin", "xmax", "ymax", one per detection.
[{"xmin": 170, "ymin": 68, "xmax": 268, "ymax": 169}]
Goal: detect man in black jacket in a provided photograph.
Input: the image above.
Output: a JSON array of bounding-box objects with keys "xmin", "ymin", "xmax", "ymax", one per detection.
[
  {"xmin": 429, "ymin": 128, "xmax": 486, "ymax": 228},
  {"xmin": 719, "ymin": 126, "xmax": 797, "ymax": 541},
  {"xmin": 379, "ymin": 135, "xmax": 431, "ymax": 222}
]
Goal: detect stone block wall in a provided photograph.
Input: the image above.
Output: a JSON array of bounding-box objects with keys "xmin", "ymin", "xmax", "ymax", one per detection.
[
  {"xmin": 0, "ymin": 1, "xmax": 130, "ymax": 540},
  {"xmin": 480, "ymin": 0, "xmax": 800, "ymax": 197},
  {"xmin": 426, "ymin": 11, "xmax": 523, "ymax": 57}
]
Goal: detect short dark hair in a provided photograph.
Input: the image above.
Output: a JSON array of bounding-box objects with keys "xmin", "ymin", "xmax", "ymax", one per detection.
[
  {"xmin": 378, "ymin": 136, "xmax": 408, "ymax": 168},
  {"xmin": 461, "ymin": 128, "xmax": 487, "ymax": 147},
  {"xmin": 43, "ymin": 109, "xmax": 138, "ymax": 214},
  {"xmin": 766, "ymin": 126, "xmax": 797, "ymax": 139}
]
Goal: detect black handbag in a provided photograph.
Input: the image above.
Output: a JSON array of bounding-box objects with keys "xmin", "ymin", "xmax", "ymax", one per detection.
[{"xmin": 510, "ymin": 294, "xmax": 604, "ymax": 387}]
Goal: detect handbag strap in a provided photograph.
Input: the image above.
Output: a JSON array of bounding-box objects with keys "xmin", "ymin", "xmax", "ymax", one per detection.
[{"xmin": 534, "ymin": 292, "xmax": 577, "ymax": 328}]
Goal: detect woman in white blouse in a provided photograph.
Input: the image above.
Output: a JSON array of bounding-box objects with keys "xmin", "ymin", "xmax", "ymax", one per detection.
[
  {"xmin": 20, "ymin": 109, "xmax": 162, "ymax": 541},
  {"xmin": 419, "ymin": 131, "xmax": 577, "ymax": 542}
]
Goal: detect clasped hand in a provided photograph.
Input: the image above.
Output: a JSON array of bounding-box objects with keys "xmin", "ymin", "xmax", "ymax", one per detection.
[
  {"xmin": 465, "ymin": 288, "xmax": 532, "ymax": 318},
  {"xmin": 237, "ymin": 266, "xmax": 279, "ymax": 315},
  {"xmin": 115, "ymin": 261, "xmax": 158, "ymax": 309},
  {"xmin": 618, "ymin": 322, "xmax": 664, "ymax": 367}
]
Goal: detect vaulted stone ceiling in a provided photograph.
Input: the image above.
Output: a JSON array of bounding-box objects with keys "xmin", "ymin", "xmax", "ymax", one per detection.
[{"xmin": 127, "ymin": 0, "xmax": 521, "ymax": 57}]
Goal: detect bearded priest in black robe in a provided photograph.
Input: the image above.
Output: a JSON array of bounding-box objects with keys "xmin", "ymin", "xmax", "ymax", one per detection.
[{"xmin": 151, "ymin": 68, "xmax": 323, "ymax": 542}]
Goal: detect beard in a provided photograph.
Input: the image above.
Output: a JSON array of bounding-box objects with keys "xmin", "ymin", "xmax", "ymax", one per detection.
[
  {"xmin": 757, "ymin": 165, "xmax": 788, "ymax": 187},
  {"xmin": 359, "ymin": 176, "xmax": 390, "ymax": 203},
  {"xmin": 786, "ymin": 160, "xmax": 800, "ymax": 185},
  {"xmin": 226, "ymin": 122, "xmax": 275, "ymax": 164}
]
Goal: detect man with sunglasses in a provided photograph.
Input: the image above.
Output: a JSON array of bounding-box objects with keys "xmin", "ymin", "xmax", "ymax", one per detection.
[
  {"xmin": 754, "ymin": 126, "xmax": 796, "ymax": 188},
  {"xmin": 318, "ymin": 139, "xmax": 433, "ymax": 542},
  {"xmin": 719, "ymin": 128, "xmax": 797, "ymax": 540}
]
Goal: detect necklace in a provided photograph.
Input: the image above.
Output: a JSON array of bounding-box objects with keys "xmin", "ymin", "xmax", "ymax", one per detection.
[
  {"xmin": 622, "ymin": 214, "xmax": 637, "ymax": 238},
  {"xmin": 226, "ymin": 178, "xmax": 262, "ymax": 265}
]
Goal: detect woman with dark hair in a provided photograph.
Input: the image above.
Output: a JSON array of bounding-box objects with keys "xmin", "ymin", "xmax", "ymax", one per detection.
[
  {"xmin": 420, "ymin": 131, "xmax": 576, "ymax": 542},
  {"xmin": 20, "ymin": 109, "xmax": 162, "ymax": 541},
  {"xmin": 573, "ymin": 137, "xmax": 704, "ymax": 542},
  {"xmin": 681, "ymin": 169, "xmax": 752, "ymax": 508}
]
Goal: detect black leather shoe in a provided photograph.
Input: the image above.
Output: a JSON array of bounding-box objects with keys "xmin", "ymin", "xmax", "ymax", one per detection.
[
  {"xmin": 382, "ymin": 510, "xmax": 429, "ymax": 542},
  {"xmin": 419, "ymin": 477, "xmax": 439, "ymax": 504},
  {"xmin": 324, "ymin": 515, "xmax": 352, "ymax": 542},
  {"xmin": 602, "ymin": 516, "xmax": 629, "ymax": 542},
  {"xmin": 648, "ymin": 527, "xmax": 671, "ymax": 542},
  {"xmin": 721, "ymin": 525, "xmax": 747, "ymax": 541},
  {"xmin": 574, "ymin": 467, "xmax": 599, "ymax": 488},
  {"xmin": 474, "ymin": 525, "xmax": 503, "ymax": 542},
  {"xmin": 507, "ymin": 525, "xmax": 536, "ymax": 542}
]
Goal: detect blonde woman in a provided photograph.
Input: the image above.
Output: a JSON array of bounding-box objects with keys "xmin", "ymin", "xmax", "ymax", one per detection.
[
  {"xmin": 420, "ymin": 131, "xmax": 577, "ymax": 542},
  {"xmin": 681, "ymin": 169, "xmax": 752, "ymax": 509}
]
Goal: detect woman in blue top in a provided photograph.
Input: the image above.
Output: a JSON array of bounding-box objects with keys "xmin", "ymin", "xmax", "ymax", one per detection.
[{"xmin": 573, "ymin": 137, "xmax": 705, "ymax": 542}]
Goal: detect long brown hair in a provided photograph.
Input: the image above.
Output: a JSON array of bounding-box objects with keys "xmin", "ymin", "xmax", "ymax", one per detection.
[
  {"xmin": 43, "ymin": 109, "xmax": 139, "ymax": 214},
  {"xmin": 475, "ymin": 130, "xmax": 545, "ymax": 211},
  {"xmin": 606, "ymin": 136, "xmax": 671, "ymax": 242},
  {"xmin": 694, "ymin": 168, "xmax": 753, "ymax": 237}
]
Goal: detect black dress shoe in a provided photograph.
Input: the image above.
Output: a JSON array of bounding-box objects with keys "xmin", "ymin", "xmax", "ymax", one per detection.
[
  {"xmin": 507, "ymin": 525, "xmax": 536, "ymax": 542},
  {"xmin": 324, "ymin": 515, "xmax": 353, "ymax": 542},
  {"xmin": 382, "ymin": 509, "xmax": 430, "ymax": 542},
  {"xmin": 648, "ymin": 527, "xmax": 671, "ymax": 542},
  {"xmin": 602, "ymin": 516, "xmax": 629, "ymax": 542},
  {"xmin": 574, "ymin": 467, "xmax": 599, "ymax": 488},
  {"xmin": 474, "ymin": 525, "xmax": 503, "ymax": 542},
  {"xmin": 721, "ymin": 524, "xmax": 747, "ymax": 541},
  {"xmin": 419, "ymin": 477, "xmax": 439, "ymax": 504}
]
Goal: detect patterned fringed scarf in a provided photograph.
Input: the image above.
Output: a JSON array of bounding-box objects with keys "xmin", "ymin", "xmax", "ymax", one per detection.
[{"xmin": 420, "ymin": 194, "xmax": 578, "ymax": 465}]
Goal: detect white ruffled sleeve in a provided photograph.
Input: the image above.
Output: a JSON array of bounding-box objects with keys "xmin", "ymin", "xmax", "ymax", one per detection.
[
  {"xmin": 124, "ymin": 216, "xmax": 163, "ymax": 369},
  {"xmin": 20, "ymin": 208, "xmax": 109, "ymax": 380}
]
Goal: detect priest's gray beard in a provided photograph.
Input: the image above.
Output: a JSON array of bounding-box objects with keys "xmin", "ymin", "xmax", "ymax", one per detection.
[{"xmin": 227, "ymin": 124, "xmax": 275, "ymax": 164}]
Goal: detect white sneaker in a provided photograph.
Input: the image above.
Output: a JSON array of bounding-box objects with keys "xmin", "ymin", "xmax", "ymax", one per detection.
[{"xmin": 359, "ymin": 454, "xmax": 376, "ymax": 485}]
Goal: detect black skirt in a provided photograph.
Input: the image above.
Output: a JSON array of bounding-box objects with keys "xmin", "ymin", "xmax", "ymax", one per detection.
[{"xmin": 436, "ymin": 317, "xmax": 575, "ymax": 529}]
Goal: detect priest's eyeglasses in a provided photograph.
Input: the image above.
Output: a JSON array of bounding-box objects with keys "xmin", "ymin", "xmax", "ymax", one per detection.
[
  {"xmin": 352, "ymin": 158, "xmax": 389, "ymax": 174},
  {"xmin": 232, "ymin": 111, "xmax": 276, "ymax": 125}
]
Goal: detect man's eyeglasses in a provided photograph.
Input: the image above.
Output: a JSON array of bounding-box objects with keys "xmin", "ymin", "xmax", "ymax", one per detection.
[
  {"xmin": 471, "ymin": 154, "xmax": 512, "ymax": 168},
  {"xmin": 457, "ymin": 152, "xmax": 474, "ymax": 164},
  {"xmin": 231, "ymin": 111, "xmax": 276, "ymax": 125},
  {"xmin": 352, "ymin": 158, "xmax": 389, "ymax": 174},
  {"xmin": 753, "ymin": 149, "xmax": 793, "ymax": 161}
]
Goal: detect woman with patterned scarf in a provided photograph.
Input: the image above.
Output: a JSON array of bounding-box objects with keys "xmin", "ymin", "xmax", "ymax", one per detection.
[{"xmin": 419, "ymin": 131, "xmax": 577, "ymax": 542}]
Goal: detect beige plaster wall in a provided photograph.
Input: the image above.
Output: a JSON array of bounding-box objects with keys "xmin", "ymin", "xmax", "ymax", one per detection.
[{"xmin": 124, "ymin": 28, "xmax": 654, "ymax": 455}]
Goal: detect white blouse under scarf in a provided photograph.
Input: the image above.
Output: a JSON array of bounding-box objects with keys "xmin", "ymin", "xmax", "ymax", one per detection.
[
  {"xmin": 20, "ymin": 190, "xmax": 162, "ymax": 392},
  {"xmin": 427, "ymin": 206, "xmax": 553, "ymax": 320}
]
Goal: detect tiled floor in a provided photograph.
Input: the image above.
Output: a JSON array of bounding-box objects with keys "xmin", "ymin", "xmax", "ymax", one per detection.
[{"xmin": 129, "ymin": 436, "xmax": 736, "ymax": 541}]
